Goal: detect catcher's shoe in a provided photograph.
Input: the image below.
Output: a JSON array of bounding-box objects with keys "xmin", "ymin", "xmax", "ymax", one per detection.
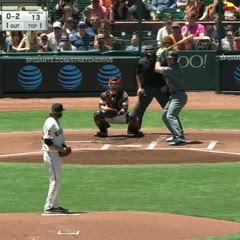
[{"xmin": 94, "ymin": 131, "xmax": 108, "ymax": 138}]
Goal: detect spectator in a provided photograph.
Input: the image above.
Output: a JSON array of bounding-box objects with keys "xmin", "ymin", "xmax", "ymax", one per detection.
[
  {"xmin": 82, "ymin": 6, "xmax": 94, "ymax": 27},
  {"xmin": 176, "ymin": 0, "xmax": 188, "ymax": 10},
  {"xmin": 86, "ymin": 15, "xmax": 101, "ymax": 35},
  {"xmin": 181, "ymin": 11, "xmax": 205, "ymax": 49},
  {"xmin": 93, "ymin": 21, "xmax": 114, "ymax": 49},
  {"xmin": 17, "ymin": 31, "xmax": 40, "ymax": 52},
  {"xmin": 113, "ymin": 0, "xmax": 129, "ymax": 20},
  {"xmin": 127, "ymin": 0, "xmax": 153, "ymax": 20},
  {"xmin": 157, "ymin": 36, "xmax": 175, "ymax": 58},
  {"xmin": 69, "ymin": 21, "xmax": 95, "ymax": 50},
  {"xmin": 233, "ymin": 36, "xmax": 240, "ymax": 50},
  {"xmin": 125, "ymin": 33, "xmax": 148, "ymax": 52},
  {"xmin": 156, "ymin": 14, "xmax": 173, "ymax": 45},
  {"xmin": 55, "ymin": 0, "xmax": 80, "ymax": 20},
  {"xmin": 87, "ymin": 0, "xmax": 108, "ymax": 20},
  {"xmin": 194, "ymin": 36, "xmax": 218, "ymax": 50},
  {"xmin": 47, "ymin": 21, "xmax": 63, "ymax": 51},
  {"xmin": 223, "ymin": 0, "xmax": 239, "ymax": 20},
  {"xmin": 196, "ymin": 0, "xmax": 206, "ymax": 19},
  {"xmin": 221, "ymin": 26, "xmax": 234, "ymax": 50},
  {"xmin": 200, "ymin": 0, "xmax": 239, "ymax": 20},
  {"xmin": 63, "ymin": 17, "xmax": 77, "ymax": 35},
  {"xmin": 151, "ymin": 0, "xmax": 176, "ymax": 13},
  {"xmin": 58, "ymin": 33, "xmax": 75, "ymax": 51},
  {"xmin": 29, "ymin": 34, "xmax": 52, "ymax": 52},
  {"xmin": 57, "ymin": 5, "xmax": 73, "ymax": 25},
  {"xmin": 92, "ymin": 33, "xmax": 113, "ymax": 52},
  {"xmin": 205, "ymin": 14, "xmax": 225, "ymax": 44},
  {"xmin": 169, "ymin": 23, "xmax": 187, "ymax": 50},
  {"xmin": 100, "ymin": 0, "xmax": 115, "ymax": 21},
  {"xmin": 185, "ymin": 0, "xmax": 199, "ymax": 17},
  {"xmin": 17, "ymin": 5, "xmax": 26, "ymax": 11},
  {"xmin": 5, "ymin": 31, "xmax": 24, "ymax": 52}
]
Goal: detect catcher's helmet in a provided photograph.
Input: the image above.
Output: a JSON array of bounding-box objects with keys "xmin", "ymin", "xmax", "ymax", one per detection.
[
  {"xmin": 108, "ymin": 76, "xmax": 122, "ymax": 90},
  {"xmin": 166, "ymin": 51, "xmax": 178, "ymax": 59}
]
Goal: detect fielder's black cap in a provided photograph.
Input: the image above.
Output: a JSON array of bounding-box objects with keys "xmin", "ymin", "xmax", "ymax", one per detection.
[{"xmin": 52, "ymin": 103, "xmax": 65, "ymax": 113}]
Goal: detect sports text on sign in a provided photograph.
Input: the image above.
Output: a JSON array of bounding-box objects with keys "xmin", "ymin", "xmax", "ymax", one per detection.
[{"xmin": 1, "ymin": 11, "xmax": 48, "ymax": 31}]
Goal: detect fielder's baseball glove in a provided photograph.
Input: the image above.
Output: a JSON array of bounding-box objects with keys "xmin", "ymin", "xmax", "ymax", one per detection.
[
  {"xmin": 104, "ymin": 109, "xmax": 118, "ymax": 118},
  {"xmin": 59, "ymin": 145, "xmax": 72, "ymax": 157}
]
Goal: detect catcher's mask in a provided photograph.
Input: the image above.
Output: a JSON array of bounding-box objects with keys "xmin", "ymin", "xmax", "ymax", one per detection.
[{"xmin": 108, "ymin": 76, "xmax": 122, "ymax": 93}]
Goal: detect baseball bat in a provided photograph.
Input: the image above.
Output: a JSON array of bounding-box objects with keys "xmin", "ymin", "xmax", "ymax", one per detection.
[{"xmin": 166, "ymin": 34, "xmax": 193, "ymax": 50}]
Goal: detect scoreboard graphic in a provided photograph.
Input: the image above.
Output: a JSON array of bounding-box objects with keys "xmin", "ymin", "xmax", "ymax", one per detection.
[{"xmin": 0, "ymin": 10, "xmax": 48, "ymax": 31}]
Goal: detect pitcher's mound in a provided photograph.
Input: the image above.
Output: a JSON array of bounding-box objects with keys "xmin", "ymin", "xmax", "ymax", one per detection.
[{"xmin": 2, "ymin": 211, "xmax": 240, "ymax": 240}]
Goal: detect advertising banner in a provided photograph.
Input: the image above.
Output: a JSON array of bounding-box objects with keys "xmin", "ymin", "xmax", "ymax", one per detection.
[
  {"xmin": 0, "ymin": 51, "xmax": 217, "ymax": 97},
  {"xmin": 2, "ymin": 56, "xmax": 139, "ymax": 94},
  {"xmin": 217, "ymin": 55, "xmax": 240, "ymax": 92}
]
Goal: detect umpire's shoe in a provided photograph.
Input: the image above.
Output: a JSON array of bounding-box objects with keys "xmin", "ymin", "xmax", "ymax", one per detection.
[
  {"xmin": 94, "ymin": 131, "xmax": 108, "ymax": 138},
  {"xmin": 133, "ymin": 131, "xmax": 144, "ymax": 138}
]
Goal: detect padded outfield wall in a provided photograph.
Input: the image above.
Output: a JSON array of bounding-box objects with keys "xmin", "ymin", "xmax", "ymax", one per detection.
[{"xmin": 0, "ymin": 50, "xmax": 239, "ymax": 97}]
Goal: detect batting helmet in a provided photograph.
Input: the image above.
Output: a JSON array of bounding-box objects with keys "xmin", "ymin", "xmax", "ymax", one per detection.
[{"xmin": 166, "ymin": 51, "xmax": 178, "ymax": 59}]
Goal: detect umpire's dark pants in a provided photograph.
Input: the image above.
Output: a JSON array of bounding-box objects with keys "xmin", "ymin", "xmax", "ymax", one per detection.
[{"xmin": 133, "ymin": 85, "xmax": 170, "ymax": 130}]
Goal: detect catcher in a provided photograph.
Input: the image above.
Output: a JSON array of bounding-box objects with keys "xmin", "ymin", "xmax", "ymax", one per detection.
[
  {"xmin": 93, "ymin": 76, "xmax": 144, "ymax": 138},
  {"xmin": 41, "ymin": 103, "xmax": 71, "ymax": 214}
]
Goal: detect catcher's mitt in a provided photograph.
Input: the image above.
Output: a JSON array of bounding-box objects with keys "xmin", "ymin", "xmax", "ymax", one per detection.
[
  {"xmin": 104, "ymin": 109, "xmax": 118, "ymax": 118},
  {"xmin": 59, "ymin": 145, "xmax": 72, "ymax": 157}
]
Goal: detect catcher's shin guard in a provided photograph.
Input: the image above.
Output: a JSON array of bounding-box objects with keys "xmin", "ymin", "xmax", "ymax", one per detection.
[
  {"xmin": 127, "ymin": 112, "xmax": 139, "ymax": 134},
  {"xmin": 93, "ymin": 110, "xmax": 110, "ymax": 132}
]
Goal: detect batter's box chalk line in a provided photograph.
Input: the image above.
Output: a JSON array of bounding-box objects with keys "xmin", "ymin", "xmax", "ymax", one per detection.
[{"xmin": 58, "ymin": 230, "xmax": 80, "ymax": 236}]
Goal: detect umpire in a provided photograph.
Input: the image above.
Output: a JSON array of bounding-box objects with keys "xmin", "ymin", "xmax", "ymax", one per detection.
[{"xmin": 132, "ymin": 45, "xmax": 170, "ymax": 135}]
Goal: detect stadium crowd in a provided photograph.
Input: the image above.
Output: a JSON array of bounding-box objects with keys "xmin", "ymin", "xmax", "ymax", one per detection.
[{"xmin": 2, "ymin": 0, "xmax": 240, "ymax": 52}]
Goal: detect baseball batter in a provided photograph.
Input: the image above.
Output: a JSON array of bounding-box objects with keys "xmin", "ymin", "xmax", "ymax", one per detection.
[
  {"xmin": 93, "ymin": 76, "xmax": 143, "ymax": 137},
  {"xmin": 42, "ymin": 103, "xmax": 70, "ymax": 214},
  {"xmin": 155, "ymin": 51, "xmax": 188, "ymax": 145}
]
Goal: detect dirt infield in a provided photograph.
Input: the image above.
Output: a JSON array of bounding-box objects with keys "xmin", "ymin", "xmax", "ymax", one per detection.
[{"xmin": 1, "ymin": 92, "xmax": 240, "ymax": 240}]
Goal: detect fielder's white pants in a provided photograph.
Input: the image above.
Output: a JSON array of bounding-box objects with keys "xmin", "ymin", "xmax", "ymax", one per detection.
[{"xmin": 43, "ymin": 151, "xmax": 62, "ymax": 210}]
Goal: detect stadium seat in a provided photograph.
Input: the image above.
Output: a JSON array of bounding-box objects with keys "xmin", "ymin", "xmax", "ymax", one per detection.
[
  {"xmin": 132, "ymin": 31, "xmax": 156, "ymax": 40},
  {"xmin": 157, "ymin": 8, "xmax": 185, "ymax": 20},
  {"xmin": 111, "ymin": 38, "xmax": 126, "ymax": 50},
  {"xmin": 112, "ymin": 31, "xmax": 131, "ymax": 40},
  {"xmin": 142, "ymin": 39, "xmax": 160, "ymax": 49}
]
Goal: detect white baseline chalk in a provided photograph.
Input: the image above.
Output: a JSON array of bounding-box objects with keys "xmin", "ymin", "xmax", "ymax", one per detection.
[{"xmin": 207, "ymin": 141, "xmax": 218, "ymax": 150}]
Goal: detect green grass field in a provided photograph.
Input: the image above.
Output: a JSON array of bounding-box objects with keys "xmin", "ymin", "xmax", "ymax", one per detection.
[{"xmin": 0, "ymin": 109, "xmax": 240, "ymax": 240}]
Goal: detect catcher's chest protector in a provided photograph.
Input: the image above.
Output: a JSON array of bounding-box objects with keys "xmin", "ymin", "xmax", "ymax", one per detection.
[{"xmin": 105, "ymin": 90, "xmax": 124, "ymax": 111}]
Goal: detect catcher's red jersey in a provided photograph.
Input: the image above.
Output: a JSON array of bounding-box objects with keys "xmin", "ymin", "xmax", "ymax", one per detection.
[{"xmin": 99, "ymin": 90, "xmax": 129, "ymax": 111}]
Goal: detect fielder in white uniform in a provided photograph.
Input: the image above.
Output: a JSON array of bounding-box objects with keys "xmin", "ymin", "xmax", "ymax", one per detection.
[{"xmin": 42, "ymin": 103, "xmax": 70, "ymax": 214}]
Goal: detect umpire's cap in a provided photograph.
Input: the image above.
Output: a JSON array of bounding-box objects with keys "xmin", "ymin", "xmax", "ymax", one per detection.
[
  {"xmin": 145, "ymin": 45, "xmax": 155, "ymax": 51},
  {"xmin": 52, "ymin": 103, "xmax": 65, "ymax": 113},
  {"xmin": 166, "ymin": 51, "xmax": 178, "ymax": 59}
]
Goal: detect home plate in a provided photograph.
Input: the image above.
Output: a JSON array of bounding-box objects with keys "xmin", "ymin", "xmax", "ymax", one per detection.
[{"xmin": 117, "ymin": 145, "xmax": 142, "ymax": 148}]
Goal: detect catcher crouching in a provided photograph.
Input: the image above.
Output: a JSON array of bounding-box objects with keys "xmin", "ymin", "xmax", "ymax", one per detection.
[{"xmin": 93, "ymin": 76, "xmax": 144, "ymax": 138}]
